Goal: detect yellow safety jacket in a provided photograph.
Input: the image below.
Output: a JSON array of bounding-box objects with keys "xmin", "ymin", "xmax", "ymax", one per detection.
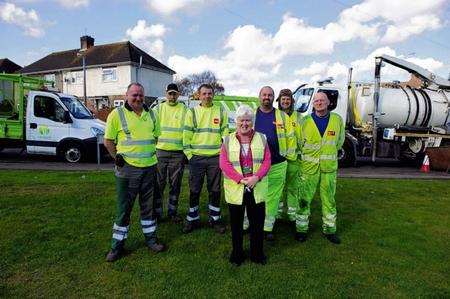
[
  {"xmin": 183, "ymin": 103, "xmax": 229, "ymax": 159},
  {"xmin": 299, "ymin": 112, "xmax": 345, "ymax": 174},
  {"xmin": 223, "ymin": 132, "xmax": 268, "ymax": 205},
  {"xmin": 154, "ymin": 101, "xmax": 187, "ymax": 151},
  {"xmin": 288, "ymin": 111, "xmax": 303, "ymax": 159},
  {"xmin": 273, "ymin": 109, "xmax": 297, "ymax": 161},
  {"xmin": 105, "ymin": 105, "xmax": 159, "ymax": 167}
]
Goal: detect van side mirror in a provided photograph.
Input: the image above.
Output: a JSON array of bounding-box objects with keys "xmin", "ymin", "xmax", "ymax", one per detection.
[{"xmin": 64, "ymin": 111, "xmax": 73, "ymax": 123}]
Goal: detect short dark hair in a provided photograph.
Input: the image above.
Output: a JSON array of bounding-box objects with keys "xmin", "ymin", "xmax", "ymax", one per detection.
[
  {"xmin": 197, "ymin": 83, "xmax": 214, "ymax": 94},
  {"xmin": 127, "ymin": 82, "xmax": 144, "ymax": 92}
]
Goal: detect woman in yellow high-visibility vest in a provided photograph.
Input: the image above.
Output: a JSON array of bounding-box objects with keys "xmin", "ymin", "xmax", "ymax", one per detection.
[{"xmin": 220, "ymin": 105, "xmax": 271, "ymax": 266}]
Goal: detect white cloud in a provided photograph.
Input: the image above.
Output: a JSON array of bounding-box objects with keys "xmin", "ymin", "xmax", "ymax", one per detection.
[
  {"xmin": 125, "ymin": 20, "xmax": 168, "ymax": 60},
  {"xmin": 0, "ymin": 2, "xmax": 44, "ymax": 37},
  {"xmin": 55, "ymin": 0, "xmax": 89, "ymax": 8},
  {"xmin": 146, "ymin": 0, "xmax": 212, "ymax": 15}
]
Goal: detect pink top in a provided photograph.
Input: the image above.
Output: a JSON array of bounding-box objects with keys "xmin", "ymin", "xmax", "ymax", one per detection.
[{"xmin": 219, "ymin": 131, "xmax": 271, "ymax": 184}]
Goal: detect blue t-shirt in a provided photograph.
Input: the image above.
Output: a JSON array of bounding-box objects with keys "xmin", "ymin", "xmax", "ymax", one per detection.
[
  {"xmin": 311, "ymin": 112, "xmax": 330, "ymax": 137},
  {"xmin": 255, "ymin": 108, "xmax": 286, "ymax": 165}
]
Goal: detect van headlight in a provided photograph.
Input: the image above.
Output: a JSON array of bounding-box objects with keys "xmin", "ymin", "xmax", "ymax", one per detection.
[{"xmin": 91, "ymin": 127, "xmax": 104, "ymax": 136}]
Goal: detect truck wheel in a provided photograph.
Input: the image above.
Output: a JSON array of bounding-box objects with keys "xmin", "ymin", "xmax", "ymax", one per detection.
[
  {"xmin": 338, "ymin": 139, "xmax": 356, "ymax": 168},
  {"xmin": 62, "ymin": 143, "xmax": 83, "ymax": 163}
]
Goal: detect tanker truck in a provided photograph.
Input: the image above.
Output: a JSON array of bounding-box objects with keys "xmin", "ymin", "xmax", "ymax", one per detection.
[{"xmin": 292, "ymin": 54, "xmax": 450, "ymax": 166}]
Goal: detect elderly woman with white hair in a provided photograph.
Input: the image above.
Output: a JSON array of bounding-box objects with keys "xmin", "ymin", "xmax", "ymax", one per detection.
[{"xmin": 219, "ymin": 104, "xmax": 271, "ymax": 266}]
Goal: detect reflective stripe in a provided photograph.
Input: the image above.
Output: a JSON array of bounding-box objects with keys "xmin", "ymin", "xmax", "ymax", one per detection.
[
  {"xmin": 322, "ymin": 140, "xmax": 336, "ymax": 146},
  {"xmin": 323, "ymin": 214, "xmax": 336, "ymax": 227},
  {"xmin": 296, "ymin": 214, "xmax": 309, "ymax": 226},
  {"xmin": 264, "ymin": 216, "xmax": 275, "ymax": 227},
  {"xmin": 112, "ymin": 233, "xmax": 127, "ymax": 241},
  {"xmin": 183, "ymin": 125, "xmax": 194, "ymax": 131},
  {"xmin": 210, "ymin": 215, "xmax": 220, "ymax": 221},
  {"xmin": 303, "ymin": 143, "xmax": 321, "ymax": 150},
  {"xmin": 186, "ymin": 215, "xmax": 200, "ymax": 221},
  {"xmin": 121, "ymin": 139, "xmax": 155, "ymax": 146},
  {"xmin": 194, "ymin": 128, "xmax": 221, "ymax": 134},
  {"xmin": 191, "ymin": 144, "xmax": 221, "ymax": 150},
  {"xmin": 208, "ymin": 205, "xmax": 220, "ymax": 212},
  {"xmin": 113, "ymin": 223, "xmax": 128, "ymax": 232},
  {"xmin": 320, "ymin": 154, "xmax": 336, "ymax": 160},
  {"xmin": 168, "ymin": 203, "xmax": 177, "ymax": 210},
  {"xmin": 254, "ymin": 158, "xmax": 263, "ymax": 164},
  {"xmin": 141, "ymin": 219, "xmax": 156, "ymax": 226},
  {"xmin": 117, "ymin": 108, "xmax": 130, "ymax": 136},
  {"xmin": 286, "ymin": 148, "xmax": 296, "ymax": 155},
  {"xmin": 142, "ymin": 226, "xmax": 156, "ymax": 234},
  {"xmin": 231, "ymin": 161, "xmax": 241, "ymax": 167},
  {"xmin": 277, "ymin": 133, "xmax": 286, "ymax": 140},
  {"xmin": 157, "ymin": 138, "xmax": 183, "ymax": 145},
  {"xmin": 189, "ymin": 206, "xmax": 199, "ymax": 212},
  {"xmin": 302, "ymin": 155, "xmax": 320, "ymax": 163},
  {"xmin": 161, "ymin": 126, "xmax": 183, "ymax": 132},
  {"xmin": 122, "ymin": 151, "xmax": 155, "ymax": 158}
]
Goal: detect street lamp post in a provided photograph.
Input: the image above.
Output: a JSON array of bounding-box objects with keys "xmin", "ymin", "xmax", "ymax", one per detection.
[{"xmin": 77, "ymin": 49, "xmax": 87, "ymax": 105}]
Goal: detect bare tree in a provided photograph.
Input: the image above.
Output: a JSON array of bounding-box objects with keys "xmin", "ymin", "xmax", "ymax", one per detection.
[{"xmin": 176, "ymin": 71, "xmax": 225, "ymax": 97}]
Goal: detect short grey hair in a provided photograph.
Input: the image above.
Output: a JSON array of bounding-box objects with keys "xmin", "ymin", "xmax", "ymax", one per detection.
[{"xmin": 235, "ymin": 104, "xmax": 254, "ymax": 122}]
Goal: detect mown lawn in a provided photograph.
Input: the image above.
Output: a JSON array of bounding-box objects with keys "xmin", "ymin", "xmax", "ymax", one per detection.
[{"xmin": 0, "ymin": 170, "xmax": 449, "ymax": 297}]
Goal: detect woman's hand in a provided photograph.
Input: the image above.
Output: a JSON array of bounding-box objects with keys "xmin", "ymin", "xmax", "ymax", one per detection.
[{"xmin": 244, "ymin": 175, "xmax": 259, "ymax": 189}]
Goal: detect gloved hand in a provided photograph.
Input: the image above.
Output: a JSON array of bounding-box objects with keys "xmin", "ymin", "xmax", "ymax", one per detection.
[{"xmin": 115, "ymin": 154, "xmax": 125, "ymax": 167}]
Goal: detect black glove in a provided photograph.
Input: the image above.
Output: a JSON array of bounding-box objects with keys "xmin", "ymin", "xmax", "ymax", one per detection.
[{"xmin": 115, "ymin": 154, "xmax": 125, "ymax": 167}]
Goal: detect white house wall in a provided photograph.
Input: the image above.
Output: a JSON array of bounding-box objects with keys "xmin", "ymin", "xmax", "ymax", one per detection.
[
  {"xmin": 131, "ymin": 66, "xmax": 173, "ymax": 97},
  {"xmin": 63, "ymin": 65, "xmax": 132, "ymax": 97}
]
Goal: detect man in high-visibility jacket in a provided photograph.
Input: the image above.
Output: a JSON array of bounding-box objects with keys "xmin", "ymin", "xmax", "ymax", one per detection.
[
  {"xmin": 296, "ymin": 92, "xmax": 345, "ymax": 244},
  {"xmin": 254, "ymin": 86, "xmax": 296, "ymax": 241},
  {"xmin": 104, "ymin": 83, "xmax": 166, "ymax": 262},
  {"xmin": 182, "ymin": 83, "xmax": 229, "ymax": 234},
  {"xmin": 153, "ymin": 83, "xmax": 187, "ymax": 223},
  {"xmin": 276, "ymin": 89, "xmax": 303, "ymax": 226}
]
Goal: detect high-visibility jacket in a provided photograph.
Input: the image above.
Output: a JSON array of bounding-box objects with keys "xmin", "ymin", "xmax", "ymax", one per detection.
[
  {"xmin": 273, "ymin": 109, "xmax": 297, "ymax": 161},
  {"xmin": 105, "ymin": 106, "xmax": 159, "ymax": 167},
  {"xmin": 183, "ymin": 103, "xmax": 229, "ymax": 159},
  {"xmin": 288, "ymin": 111, "xmax": 303, "ymax": 158},
  {"xmin": 154, "ymin": 101, "xmax": 187, "ymax": 151},
  {"xmin": 299, "ymin": 112, "xmax": 345, "ymax": 174},
  {"xmin": 223, "ymin": 131, "xmax": 268, "ymax": 205}
]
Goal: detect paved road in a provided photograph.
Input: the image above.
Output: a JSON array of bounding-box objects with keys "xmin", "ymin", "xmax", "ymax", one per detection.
[{"xmin": 0, "ymin": 149, "xmax": 449, "ymax": 179}]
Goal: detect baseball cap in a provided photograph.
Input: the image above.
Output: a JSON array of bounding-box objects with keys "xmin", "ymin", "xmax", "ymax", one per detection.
[{"xmin": 166, "ymin": 83, "xmax": 179, "ymax": 93}]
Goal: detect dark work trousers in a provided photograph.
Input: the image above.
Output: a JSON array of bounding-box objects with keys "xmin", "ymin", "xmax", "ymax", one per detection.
[
  {"xmin": 228, "ymin": 190, "xmax": 265, "ymax": 262},
  {"xmin": 111, "ymin": 163, "xmax": 158, "ymax": 251},
  {"xmin": 154, "ymin": 149, "xmax": 186, "ymax": 217},
  {"xmin": 187, "ymin": 155, "xmax": 222, "ymax": 223}
]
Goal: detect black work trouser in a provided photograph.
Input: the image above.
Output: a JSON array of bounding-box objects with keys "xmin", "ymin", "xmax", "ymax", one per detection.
[
  {"xmin": 228, "ymin": 191, "xmax": 265, "ymax": 261},
  {"xmin": 154, "ymin": 149, "xmax": 186, "ymax": 216},
  {"xmin": 187, "ymin": 155, "xmax": 222, "ymax": 223}
]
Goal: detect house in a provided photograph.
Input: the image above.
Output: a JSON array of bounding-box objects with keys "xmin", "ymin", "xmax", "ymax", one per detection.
[
  {"xmin": 20, "ymin": 36, "xmax": 176, "ymax": 110},
  {"xmin": 0, "ymin": 58, "xmax": 22, "ymax": 73}
]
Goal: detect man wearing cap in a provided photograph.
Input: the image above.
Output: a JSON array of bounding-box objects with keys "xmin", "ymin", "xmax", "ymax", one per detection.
[
  {"xmin": 296, "ymin": 92, "xmax": 344, "ymax": 244},
  {"xmin": 254, "ymin": 86, "xmax": 296, "ymax": 241},
  {"xmin": 104, "ymin": 83, "xmax": 166, "ymax": 262},
  {"xmin": 153, "ymin": 83, "xmax": 187, "ymax": 223},
  {"xmin": 182, "ymin": 84, "xmax": 229, "ymax": 234}
]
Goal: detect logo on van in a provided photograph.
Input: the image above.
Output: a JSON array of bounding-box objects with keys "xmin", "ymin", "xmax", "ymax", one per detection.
[{"xmin": 38, "ymin": 126, "xmax": 50, "ymax": 136}]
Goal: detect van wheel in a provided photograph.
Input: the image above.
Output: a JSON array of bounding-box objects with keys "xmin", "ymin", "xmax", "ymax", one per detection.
[
  {"xmin": 338, "ymin": 139, "xmax": 356, "ymax": 168},
  {"xmin": 62, "ymin": 143, "xmax": 83, "ymax": 163}
]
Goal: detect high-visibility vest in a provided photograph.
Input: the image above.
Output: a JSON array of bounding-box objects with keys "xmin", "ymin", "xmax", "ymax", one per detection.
[
  {"xmin": 183, "ymin": 103, "xmax": 229, "ymax": 158},
  {"xmin": 288, "ymin": 111, "xmax": 303, "ymax": 158},
  {"xmin": 223, "ymin": 131, "xmax": 268, "ymax": 205},
  {"xmin": 115, "ymin": 107, "xmax": 158, "ymax": 167},
  {"xmin": 273, "ymin": 109, "xmax": 297, "ymax": 161},
  {"xmin": 300, "ymin": 112, "xmax": 345, "ymax": 174},
  {"xmin": 155, "ymin": 101, "xmax": 187, "ymax": 151}
]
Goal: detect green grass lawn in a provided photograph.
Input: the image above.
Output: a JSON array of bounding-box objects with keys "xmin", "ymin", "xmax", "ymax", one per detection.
[{"xmin": 1, "ymin": 170, "xmax": 449, "ymax": 297}]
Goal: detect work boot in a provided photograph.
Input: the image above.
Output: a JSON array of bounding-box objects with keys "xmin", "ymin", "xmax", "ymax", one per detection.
[
  {"xmin": 209, "ymin": 220, "xmax": 226, "ymax": 234},
  {"xmin": 105, "ymin": 249, "xmax": 123, "ymax": 262},
  {"xmin": 148, "ymin": 241, "xmax": 167, "ymax": 253},
  {"xmin": 168, "ymin": 214, "xmax": 182, "ymax": 224},
  {"xmin": 264, "ymin": 232, "xmax": 275, "ymax": 242},
  {"xmin": 250, "ymin": 255, "xmax": 267, "ymax": 265},
  {"xmin": 324, "ymin": 233, "xmax": 341, "ymax": 244},
  {"xmin": 229, "ymin": 253, "xmax": 245, "ymax": 266},
  {"xmin": 182, "ymin": 220, "xmax": 200, "ymax": 234}
]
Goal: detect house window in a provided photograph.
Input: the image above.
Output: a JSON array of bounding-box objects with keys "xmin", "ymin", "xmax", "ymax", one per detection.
[
  {"xmin": 68, "ymin": 71, "xmax": 84, "ymax": 84},
  {"xmin": 102, "ymin": 67, "xmax": 117, "ymax": 82},
  {"xmin": 44, "ymin": 73, "xmax": 55, "ymax": 83}
]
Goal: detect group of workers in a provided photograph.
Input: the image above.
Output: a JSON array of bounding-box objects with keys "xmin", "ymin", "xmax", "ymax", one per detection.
[{"xmin": 104, "ymin": 81, "xmax": 345, "ymax": 265}]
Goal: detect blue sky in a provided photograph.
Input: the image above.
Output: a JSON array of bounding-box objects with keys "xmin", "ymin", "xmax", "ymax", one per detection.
[{"xmin": 1, "ymin": 0, "xmax": 449, "ymax": 95}]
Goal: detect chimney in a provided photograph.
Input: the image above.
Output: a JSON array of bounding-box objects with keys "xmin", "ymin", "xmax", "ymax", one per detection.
[{"xmin": 80, "ymin": 35, "xmax": 94, "ymax": 51}]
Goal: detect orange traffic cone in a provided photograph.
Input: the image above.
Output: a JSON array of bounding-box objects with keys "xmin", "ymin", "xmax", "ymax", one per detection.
[{"xmin": 420, "ymin": 155, "xmax": 430, "ymax": 173}]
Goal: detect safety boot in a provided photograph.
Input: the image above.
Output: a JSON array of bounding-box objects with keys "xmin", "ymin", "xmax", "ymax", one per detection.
[
  {"xmin": 324, "ymin": 233, "xmax": 341, "ymax": 244},
  {"xmin": 105, "ymin": 249, "xmax": 123, "ymax": 262},
  {"xmin": 295, "ymin": 232, "xmax": 308, "ymax": 242},
  {"xmin": 209, "ymin": 220, "xmax": 226, "ymax": 234},
  {"xmin": 182, "ymin": 220, "xmax": 200, "ymax": 234}
]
